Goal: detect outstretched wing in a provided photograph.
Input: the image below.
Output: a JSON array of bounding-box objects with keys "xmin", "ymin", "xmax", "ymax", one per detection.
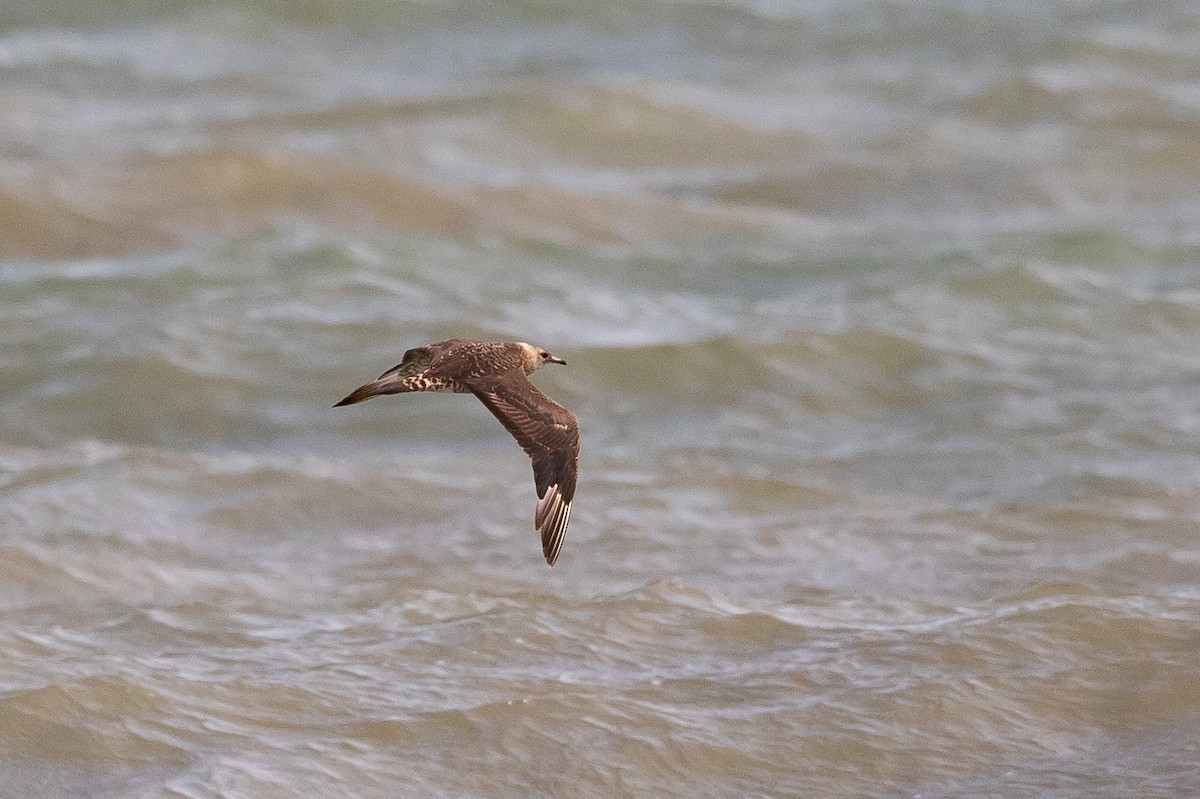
[
  {"xmin": 333, "ymin": 346, "xmax": 438, "ymax": 406},
  {"xmin": 470, "ymin": 372, "xmax": 579, "ymax": 566}
]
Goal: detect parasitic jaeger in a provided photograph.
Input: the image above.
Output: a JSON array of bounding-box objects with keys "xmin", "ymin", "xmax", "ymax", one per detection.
[{"xmin": 334, "ymin": 339, "xmax": 579, "ymax": 566}]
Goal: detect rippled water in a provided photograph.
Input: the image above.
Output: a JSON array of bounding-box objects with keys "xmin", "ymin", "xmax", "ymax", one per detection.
[{"xmin": 3, "ymin": 1, "xmax": 1200, "ymax": 797}]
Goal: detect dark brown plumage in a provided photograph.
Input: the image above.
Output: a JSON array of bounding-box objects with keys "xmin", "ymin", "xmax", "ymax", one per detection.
[{"xmin": 334, "ymin": 339, "xmax": 579, "ymax": 566}]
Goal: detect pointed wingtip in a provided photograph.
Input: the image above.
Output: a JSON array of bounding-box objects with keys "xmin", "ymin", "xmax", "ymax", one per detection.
[
  {"xmin": 543, "ymin": 531, "xmax": 562, "ymax": 566},
  {"xmin": 332, "ymin": 383, "xmax": 380, "ymax": 407},
  {"xmin": 537, "ymin": 489, "xmax": 569, "ymax": 567}
]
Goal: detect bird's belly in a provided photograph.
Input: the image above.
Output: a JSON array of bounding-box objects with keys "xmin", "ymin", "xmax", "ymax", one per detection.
[{"xmin": 410, "ymin": 376, "xmax": 470, "ymax": 393}]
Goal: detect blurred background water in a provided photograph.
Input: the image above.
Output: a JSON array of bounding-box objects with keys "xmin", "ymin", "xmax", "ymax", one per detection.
[{"xmin": 2, "ymin": 1, "xmax": 1200, "ymax": 797}]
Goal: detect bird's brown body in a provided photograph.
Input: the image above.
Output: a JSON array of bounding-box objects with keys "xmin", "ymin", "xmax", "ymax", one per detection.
[{"xmin": 334, "ymin": 339, "xmax": 579, "ymax": 566}]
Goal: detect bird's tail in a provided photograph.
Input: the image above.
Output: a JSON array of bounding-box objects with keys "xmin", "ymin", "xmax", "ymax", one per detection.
[{"xmin": 333, "ymin": 373, "xmax": 447, "ymax": 406}]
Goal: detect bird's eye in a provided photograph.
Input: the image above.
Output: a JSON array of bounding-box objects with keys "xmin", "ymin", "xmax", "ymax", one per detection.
[{"xmin": 539, "ymin": 351, "xmax": 549, "ymax": 359}]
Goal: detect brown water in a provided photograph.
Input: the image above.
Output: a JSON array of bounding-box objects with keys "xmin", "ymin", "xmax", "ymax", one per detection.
[{"xmin": 2, "ymin": 2, "xmax": 1200, "ymax": 797}]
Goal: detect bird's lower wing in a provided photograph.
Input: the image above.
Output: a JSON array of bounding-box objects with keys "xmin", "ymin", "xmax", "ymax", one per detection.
[{"xmin": 470, "ymin": 375, "xmax": 579, "ymax": 566}]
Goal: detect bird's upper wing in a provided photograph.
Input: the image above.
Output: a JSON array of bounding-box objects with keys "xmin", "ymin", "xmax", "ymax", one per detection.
[
  {"xmin": 470, "ymin": 371, "xmax": 579, "ymax": 566},
  {"xmin": 376, "ymin": 345, "xmax": 435, "ymax": 380},
  {"xmin": 333, "ymin": 345, "xmax": 439, "ymax": 406}
]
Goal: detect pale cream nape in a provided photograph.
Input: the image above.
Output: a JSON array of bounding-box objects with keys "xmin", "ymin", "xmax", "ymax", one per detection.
[{"xmin": 515, "ymin": 342, "xmax": 547, "ymax": 374}]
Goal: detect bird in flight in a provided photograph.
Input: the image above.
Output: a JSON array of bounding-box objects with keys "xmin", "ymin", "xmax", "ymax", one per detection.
[{"xmin": 334, "ymin": 339, "xmax": 579, "ymax": 566}]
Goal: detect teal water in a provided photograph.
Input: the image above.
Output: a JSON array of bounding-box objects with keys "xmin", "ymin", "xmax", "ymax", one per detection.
[{"xmin": 2, "ymin": 2, "xmax": 1200, "ymax": 797}]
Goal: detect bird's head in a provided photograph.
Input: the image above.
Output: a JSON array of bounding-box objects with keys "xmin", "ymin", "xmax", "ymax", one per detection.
[{"xmin": 517, "ymin": 342, "xmax": 567, "ymax": 374}]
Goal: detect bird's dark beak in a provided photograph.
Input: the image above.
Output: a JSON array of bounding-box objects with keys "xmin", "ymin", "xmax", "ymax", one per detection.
[{"xmin": 547, "ymin": 354, "xmax": 566, "ymax": 366}]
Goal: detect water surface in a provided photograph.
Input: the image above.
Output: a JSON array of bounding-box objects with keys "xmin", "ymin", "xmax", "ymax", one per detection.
[{"xmin": 2, "ymin": 1, "xmax": 1200, "ymax": 797}]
